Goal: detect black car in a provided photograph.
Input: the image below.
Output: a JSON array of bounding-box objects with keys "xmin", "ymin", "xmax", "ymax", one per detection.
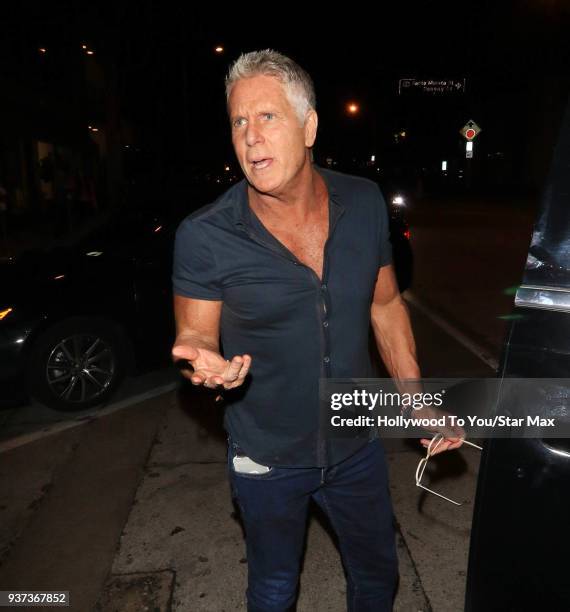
[
  {"xmin": 0, "ymin": 211, "xmax": 175, "ymax": 411},
  {"xmin": 387, "ymin": 199, "xmax": 413, "ymax": 292},
  {"xmin": 465, "ymin": 100, "xmax": 570, "ymax": 610},
  {"xmin": 345, "ymin": 165, "xmax": 414, "ymax": 292}
]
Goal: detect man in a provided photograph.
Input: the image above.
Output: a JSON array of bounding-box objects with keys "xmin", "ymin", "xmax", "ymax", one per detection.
[{"xmin": 172, "ymin": 50, "xmax": 463, "ymax": 612}]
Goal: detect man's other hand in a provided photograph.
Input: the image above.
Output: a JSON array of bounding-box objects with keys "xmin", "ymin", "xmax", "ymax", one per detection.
[
  {"xmin": 413, "ymin": 405, "xmax": 466, "ymax": 455},
  {"xmin": 172, "ymin": 343, "xmax": 252, "ymax": 390},
  {"xmin": 419, "ymin": 435, "xmax": 464, "ymax": 454}
]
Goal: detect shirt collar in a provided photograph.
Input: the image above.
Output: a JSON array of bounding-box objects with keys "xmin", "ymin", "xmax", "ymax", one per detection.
[{"xmin": 233, "ymin": 164, "xmax": 344, "ymax": 228}]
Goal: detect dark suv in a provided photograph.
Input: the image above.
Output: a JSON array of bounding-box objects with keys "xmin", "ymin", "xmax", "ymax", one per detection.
[{"xmin": 465, "ymin": 99, "xmax": 570, "ymax": 611}]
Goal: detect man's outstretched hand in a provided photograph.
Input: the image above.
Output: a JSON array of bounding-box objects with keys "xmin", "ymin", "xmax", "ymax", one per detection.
[{"xmin": 172, "ymin": 343, "xmax": 252, "ymax": 390}]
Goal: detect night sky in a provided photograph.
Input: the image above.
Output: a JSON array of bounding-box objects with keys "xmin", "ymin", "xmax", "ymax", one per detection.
[
  {"xmin": 3, "ymin": 2, "xmax": 570, "ymax": 185},
  {"xmin": 142, "ymin": 3, "xmax": 570, "ymax": 172}
]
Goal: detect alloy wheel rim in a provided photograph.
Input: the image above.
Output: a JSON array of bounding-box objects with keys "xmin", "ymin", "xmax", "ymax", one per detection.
[{"xmin": 45, "ymin": 333, "xmax": 116, "ymax": 404}]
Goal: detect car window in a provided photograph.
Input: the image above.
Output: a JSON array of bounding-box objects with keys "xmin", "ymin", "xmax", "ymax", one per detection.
[
  {"xmin": 78, "ymin": 212, "xmax": 174, "ymax": 257},
  {"xmin": 522, "ymin": 102, "xmax": 570, "ymax": 289}
]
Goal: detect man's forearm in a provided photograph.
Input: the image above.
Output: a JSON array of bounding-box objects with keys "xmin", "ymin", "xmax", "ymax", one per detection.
[
  {"xmin": 173, "ymin": 295, "xmax": 223, "ymax": 356},
  {"xmin": 370, "ymin": 296, "xmax": 421, "ymax": 381}
]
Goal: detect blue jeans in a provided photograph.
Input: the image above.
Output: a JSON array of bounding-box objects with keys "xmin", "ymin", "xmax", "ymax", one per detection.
[{"xmin": 228, "ymin": 438, "xmax": 398, "ymax": 612}]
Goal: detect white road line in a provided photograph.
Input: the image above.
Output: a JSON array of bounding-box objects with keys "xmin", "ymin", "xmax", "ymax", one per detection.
[
  {"xmin": 404, "ymin": 291, "xmax": 500, "ymax": 371},
  {"xmin": 0, "ymin": 381, "xmax": 178, "ymax": 454}
]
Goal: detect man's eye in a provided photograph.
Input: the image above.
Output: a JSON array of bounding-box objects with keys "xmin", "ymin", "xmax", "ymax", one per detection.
[
  {"xmin": 263, "ymin": 113, "xmax": 275, "ymax": 120},
  {"xmin": 233, "ymin": 118, "xmax": 246, "ymax": 128}
]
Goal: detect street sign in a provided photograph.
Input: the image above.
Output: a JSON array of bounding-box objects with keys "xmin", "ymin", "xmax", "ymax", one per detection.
[
  {"xmin": 461, "ymin": 120, "xmax": 482, "ymax": 140},
  {"xmin": 398, "ymin": 78, "xmax": 466, "ymax": 95}
]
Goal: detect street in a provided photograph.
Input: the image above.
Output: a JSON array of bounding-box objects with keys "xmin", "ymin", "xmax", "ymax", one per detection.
[
  {"xmin": 0, "ymin": 196, "xmax": 532, "ymax": 611},
  {"xmin": 408, "ymin": 195, "xmax": 536, "ymax": 357}
]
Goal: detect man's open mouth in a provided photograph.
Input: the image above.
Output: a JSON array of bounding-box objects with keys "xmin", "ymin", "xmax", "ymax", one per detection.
[{"xmin": 251, "ymin": 158, "xmax": 273, "ymax": 169}]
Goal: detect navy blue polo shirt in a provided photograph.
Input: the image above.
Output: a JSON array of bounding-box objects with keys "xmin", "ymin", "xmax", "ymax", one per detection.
[{"xmin": 172, "ymin": 165, "xmax": 392, "ymax": 467}]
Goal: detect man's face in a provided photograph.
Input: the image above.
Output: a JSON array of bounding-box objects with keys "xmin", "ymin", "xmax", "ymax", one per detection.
[{"xmin": 228, "ymin": 74, "xmax": 317, "ymax": 196}]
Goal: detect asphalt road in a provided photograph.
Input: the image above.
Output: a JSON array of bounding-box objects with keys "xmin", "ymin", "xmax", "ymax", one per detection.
[{"xmin": 408, "ymin": 194, "xmax": 536, "ymax": 357}]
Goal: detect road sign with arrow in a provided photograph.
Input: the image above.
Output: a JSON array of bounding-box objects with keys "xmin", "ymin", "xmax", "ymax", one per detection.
[{"xmin": 460, "ymin": 120, "xmax": 482, "ymax": 140}]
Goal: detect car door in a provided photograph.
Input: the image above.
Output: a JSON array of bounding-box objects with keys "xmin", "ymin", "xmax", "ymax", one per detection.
[
  {"xmin": 465, "ymin": 100, "xmax": 570, "ymax": 611},
  {"xmin": 130, "ymin": 216, "xmax": 176, "ymax": 369}
]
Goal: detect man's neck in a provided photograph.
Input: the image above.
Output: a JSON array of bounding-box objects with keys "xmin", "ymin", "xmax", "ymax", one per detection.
[{"xmin": 248, "ymin": 163, "xmax": 326, "ymax": 225}]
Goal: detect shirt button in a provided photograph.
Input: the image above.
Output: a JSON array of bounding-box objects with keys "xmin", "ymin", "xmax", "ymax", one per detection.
[
  {"xmin": 323, "ymin": 321, "xmax": 329, "ymax": 328},
  {"xmin": 323, "ymin": 356, "xmax": 330, "ymax": 363},
  {"xmin": 321, "ymin": 284, "xmax": 327, "ymax": 290}
]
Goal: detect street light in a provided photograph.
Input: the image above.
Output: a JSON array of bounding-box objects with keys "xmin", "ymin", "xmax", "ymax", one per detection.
[
  {"xmin": 215, "ymin": 46, "xmax": 224, "ymax": 54},
  {"xmin": 346, "ymin": 102, "xmax": 360, "ymax": 115}
]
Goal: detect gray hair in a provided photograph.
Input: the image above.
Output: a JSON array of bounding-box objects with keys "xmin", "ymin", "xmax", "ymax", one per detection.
[{"xmin": 225, "ymin": 49, "xmax": 316, "ymax": 124}]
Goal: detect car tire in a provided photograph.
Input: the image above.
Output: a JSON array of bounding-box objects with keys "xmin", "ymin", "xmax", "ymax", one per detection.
[{"xmin": 27, "ymin": 317, "xmax": 127, "ymax": 412}]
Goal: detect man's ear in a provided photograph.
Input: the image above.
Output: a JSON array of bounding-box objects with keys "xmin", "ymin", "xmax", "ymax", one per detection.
[{"xmin": 304, "ymin": 110, "xmax": 318, "ymax": 148}]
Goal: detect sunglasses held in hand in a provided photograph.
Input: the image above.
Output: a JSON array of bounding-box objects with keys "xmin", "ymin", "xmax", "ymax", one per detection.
[{"xmin": 415, "ymin": 434, "xmax": 483, "ymax": 506}]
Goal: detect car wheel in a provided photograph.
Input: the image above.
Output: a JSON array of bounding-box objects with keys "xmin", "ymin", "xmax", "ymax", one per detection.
[{"xmin": 28, "ymin": 318, "xmax": 127, "ymax": 411}]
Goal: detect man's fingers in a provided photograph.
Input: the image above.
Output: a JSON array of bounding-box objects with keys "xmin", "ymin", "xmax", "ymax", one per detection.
[
  {"xmin": 422, "ymin": 439, "xmax": 451, "ymax": 455},
  {"xmin": 235, "ymin": 355, "xmax": 252, "ymax": 381},
  {"xmin": 190, "ymin": 372, "xmax": 224, "ymax": 388},
  {"xmin": 224, "ymin": 354, "xmax": 252, "ymax": 381},
  {"xmin": 446, "ymin": 438, "xmax": 464, "ymax": 450},
  {"xmin": 225, "ymin": 356, "xmax": 244, "ymax": 381},
  {"xmin": 420, "ymin": 436, "xmax": 464, "ymax": 454},
  {"xmin": 436, "ymin": 439, "xmax": 463, "ymax": 454},
  {"xmin": 222, "ymin": 355, "xmax": 252, "ymax": 389},
  {"xmin": 204, "ymin": 376, "xmax": 224, "ymax": 388},
  {"xmin": 190, "ymin": 372, "xmax": 206, "ymax": 386}
]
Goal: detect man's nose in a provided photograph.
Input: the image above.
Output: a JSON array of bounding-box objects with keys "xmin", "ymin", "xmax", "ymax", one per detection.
[{"xmin": 245, "ymin": 123, "xmax": 263, "ymax": 147}]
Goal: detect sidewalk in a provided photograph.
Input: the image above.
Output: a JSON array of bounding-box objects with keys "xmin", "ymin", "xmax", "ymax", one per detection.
[
  {"xmin": 0, "ymin": 388, "xmax": 479, "ymax": 611},
  {"xmin": 94, "ymin": 390, "xmax": 480, "ymax": 612},
  {"xmin": 0, "ymin": 395, "xmax": 166, "ymax": 611}
]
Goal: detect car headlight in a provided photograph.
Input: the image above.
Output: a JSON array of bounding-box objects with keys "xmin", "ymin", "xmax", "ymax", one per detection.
[
  {"xmin": 391, "ymin": 195, "xmax": 405, "ymax": 206},
  {"xmin": 0, "ymin": 307, "xmax": 13, "ymax": 321}
]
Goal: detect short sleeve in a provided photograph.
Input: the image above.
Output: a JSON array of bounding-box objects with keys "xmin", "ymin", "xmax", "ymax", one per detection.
[
  {"xmin": 172, "ymin": 218, "xmax": 222, "ymax": 300},
  {"xmin": 373, "ymin": 184, "xmax": 393, "ymax": 268}
]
